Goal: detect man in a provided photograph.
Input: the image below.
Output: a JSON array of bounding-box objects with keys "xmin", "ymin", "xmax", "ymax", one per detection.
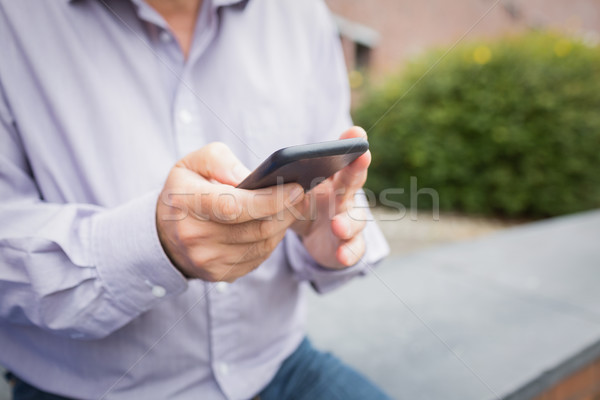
[{"xmin": 0, "ymin": 0, "xmax": 390, "ymax": 399}]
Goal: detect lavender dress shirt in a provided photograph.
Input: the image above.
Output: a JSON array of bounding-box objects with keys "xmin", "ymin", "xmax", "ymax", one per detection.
[{"xmin": 0, "ymin": 0, "xmax": 389, "ymax": 399}]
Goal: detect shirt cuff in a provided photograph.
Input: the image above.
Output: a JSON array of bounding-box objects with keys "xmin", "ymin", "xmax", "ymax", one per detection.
[{"xmin": 92, "ymin": 191, "xmax": 188, "ymax": 317}]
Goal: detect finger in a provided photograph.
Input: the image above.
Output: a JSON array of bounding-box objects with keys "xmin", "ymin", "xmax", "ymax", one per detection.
[
  {"xmin": 221, "ymin": 229, "xmax": 287, "ymax": 266},
  {"xmin": 177, "ymin": 142, "xmax": 251, "ymax": 186},
  {"xmin": 217, "ymin": 253, "xmax": 265, "ymax": 282},
  {"xmin": 219, "ymin": 209, "xmax": 298, "ymax": 244},
  {"xmin": 332, "ymin": 126, "xmax": 371, "ymax": 198},
  {"xmin": 331, "ymin": 151, "xmax": 371, "ymax": 195},
  {"xmin": 187, "ymin": 181, "xmax": 304, "ymax": 224},
  {"xmin": 331, "ymin": 209, "xmax": 367, "ymax": 240},
  {"xmin": 206, "ymin": 260, "xmax": 258, "ymax": 283},
  {"xmin": 188, "ymin": 239, "xmax": 277, "ymax": 282},
  {"xmin": 336, "ymin": 234, "xmax": 366, "ymax": 267},
  {"xmin": 218, "ymin": 262, "xmax": 257, "ymax": 283},
  {"xmin": 220, "ymin": 252, "xmax": 282, "ymax": 282},
  {"xmin": 339, "ymin": 126, "xmax": 367, "ymax": 141}
]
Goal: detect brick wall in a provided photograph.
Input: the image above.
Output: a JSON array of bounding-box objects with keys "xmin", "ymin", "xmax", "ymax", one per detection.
[{"xmin": 325, "ymin": 0, "xmax": 600, "ymax": 77}]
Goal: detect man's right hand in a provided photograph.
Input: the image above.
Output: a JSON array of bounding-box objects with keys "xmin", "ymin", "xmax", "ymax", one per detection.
[{"xmin": 156, "ymin": 143, "xmax": 305, "ymax": 282}]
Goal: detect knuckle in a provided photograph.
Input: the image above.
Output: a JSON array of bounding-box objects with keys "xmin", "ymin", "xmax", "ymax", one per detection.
[
  {"xmin": 232, "ymin": 261, "xmax": 260, "ymax": 281},
  {"xmin": 245, "ymin": 260, "xmax": 262, "ymax": 274},
  {"xmin": 255, "ymin": 239, "xmax": 272, "ymax": 259},
  {"xmin": 202, "ymin": 270, "xmax": 220, "ymax": 282},
  {"xmin": 242, "ymin": 244, "xmax": 260, "ymax": 262},
  {"xmin": 358, "ymin": 216, "xmax": 368, "ymax": 229},
  {"xmin": 261, "ymin": 231, "xmax": 283, "ymax": 255},
  {"xmin": 227, "ymin": 224, "xmax": 245, "ymax": 243},
  {"xmin": 347, "ymin": 216, "xmax": 366, "ymax": 235},
  {"xmin": 213, "ymin": 194, "xmax": 241, "ymax": 221},
  {"xmin": 190, "ymin": 247, "xmax": 213, "ymax": 268},
  {"xmin": 246, "ymin": 230, "xmax": 285, "ymax": 261},
  {"xmin": 201, "ymin": 269, "xmax": 218, "ymax": 282},
  {"xmin": 175, "ymin": 222, "xmax": 195, "ymax": 245},
  {"xmin": 190, "ymin": 251, "xmax": 230, "ymax": 282},
  {"xmin": 257, "ymin": 219, "xmax": 274, "ymax": 240},
  {"xmin": 159, "ymin": 190, "xmax": 190, "ymax": 218},
  {"xmin": 352, "ymin": 236, "xmax": 366, "ymax": 257},
  {"xmin": 205, "ymin": 142, "xmax": 229, "ymax": 159},
  {"xmin": 163, "ymin": 187, "xmax": 183, "ymax": 206}
]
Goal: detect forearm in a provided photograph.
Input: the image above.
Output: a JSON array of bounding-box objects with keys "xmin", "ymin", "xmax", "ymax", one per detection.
[{"xmin": 0, "ymin": 192, "xmax": 187, "ymax": 339}]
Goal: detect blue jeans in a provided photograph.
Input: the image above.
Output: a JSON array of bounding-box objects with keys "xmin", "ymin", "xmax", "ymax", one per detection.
[
  {"xmin": 4, "ymin": 372, "xmax": 74, "ymax": 400},
  {"xmin": 258, "ymin": 338, "xmax": 391, "ymax": 400},
  {"xmin": 6, "ymin": 338, "xmax": 391, "ymax": 400}
]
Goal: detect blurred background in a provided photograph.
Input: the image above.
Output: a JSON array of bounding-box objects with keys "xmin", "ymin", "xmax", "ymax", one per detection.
[
  {"xmin": 324, "ymin": 0, "xmax": 600, "ymax": 247},
  {"xmin": 304, "ymin": 1, "xmax": 600, "ymax": 400}
]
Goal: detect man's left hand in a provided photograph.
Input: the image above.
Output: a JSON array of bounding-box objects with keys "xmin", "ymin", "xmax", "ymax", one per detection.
[{"xmin": 292, "ymin": 126, "xmax": 371, "ymax": 269}]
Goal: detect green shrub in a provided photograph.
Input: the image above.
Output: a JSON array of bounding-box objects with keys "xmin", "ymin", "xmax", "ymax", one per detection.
[{"xmin": 354, "ymin": 32, "xmax": 600, "ymax": 218}]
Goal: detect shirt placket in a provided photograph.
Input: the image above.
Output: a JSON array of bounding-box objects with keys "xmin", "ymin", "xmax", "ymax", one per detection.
[
  {"xmin": 173, "ymin": 85, "xmax": 202, "ymax": 157},
  {"xmin": 172, "ymin": 3, "xmax": 244, "ymax": 397},
  {"xmin": 134, "ymin": 0, "xmax": 247, "ymax": 396},
  {"xmin": 207, "ymin": 280, "xmax": 242, "ymax": 395},
  {"xmin": 171, "ymin": 1, "xmax": 224, "ymax": 158}
]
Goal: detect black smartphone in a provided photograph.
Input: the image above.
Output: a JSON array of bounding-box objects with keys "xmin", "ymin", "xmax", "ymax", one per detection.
[{"xmin": 237, "ymin": 137, "xmax": 369, "ymax": 191}]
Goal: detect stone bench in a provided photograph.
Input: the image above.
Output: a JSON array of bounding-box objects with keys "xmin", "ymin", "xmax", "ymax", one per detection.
[{"xmin": 308, "ymin": 210, "xmax": 600, "ymax": 399}]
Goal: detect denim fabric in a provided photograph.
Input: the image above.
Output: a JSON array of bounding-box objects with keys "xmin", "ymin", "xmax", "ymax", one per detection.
[
  {"xmin": 4, "ymin": 372, "xmax": 73, "ymax": 400},
  {"xmin": 258, "ymin": 338, "xmax": 391, "ymax": 400}
]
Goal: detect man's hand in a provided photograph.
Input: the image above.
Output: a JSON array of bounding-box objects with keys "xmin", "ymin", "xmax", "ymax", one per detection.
[
  {"xmin": 157, "ymin": 143, "xmax": 304, "ymax": 282},
  {"xmin": 292, "ymin": 126, "xmax": 371, "ymax": 270}
]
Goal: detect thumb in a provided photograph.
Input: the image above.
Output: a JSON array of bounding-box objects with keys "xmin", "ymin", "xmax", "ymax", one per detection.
[
  {"xmin": 177, "ymin": 142, "xmax": 250, "ymax": 186},
  {"xmin": 339, "ymin": 125, "xmax": 367, "ymax": 140}
]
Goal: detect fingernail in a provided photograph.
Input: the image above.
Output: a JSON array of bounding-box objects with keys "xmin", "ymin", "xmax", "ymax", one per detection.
[{"xmin": 287, "ymin": 185, "xmax": 304, "ymax": 204}]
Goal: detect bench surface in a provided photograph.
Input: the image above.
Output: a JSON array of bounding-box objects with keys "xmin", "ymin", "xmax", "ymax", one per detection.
[{"xmin": 308, "ymin": 210, "xmax": 600, "ymax": 400}]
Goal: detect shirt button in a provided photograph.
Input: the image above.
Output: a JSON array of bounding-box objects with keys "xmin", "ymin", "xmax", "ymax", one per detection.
[
  {"xmin": 152, "ymin": 285, "xmax": 167, "ymax": 298},
  {"xmin": 217, "ymin": 362, "xmax": 229, "ymax": 375},
  {"xmin": 159, "ymin": 30, "xmax": 171, "ymax": 43},
  {"xmin": 178, "ymin": 109, "xmax": 193, "ymax": 125},
  {"xmin": 215, "ymin": 282, "xmax": 228, "ymax": 294}
]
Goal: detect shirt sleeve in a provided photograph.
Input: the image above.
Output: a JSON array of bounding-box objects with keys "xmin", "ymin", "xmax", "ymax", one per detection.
[
  {"xmin": 284, "ymin": 0, "xmax": 390, "ymax": 294},
  {"xmin": 0, "ymin": 82, "xmax": 188, "ymax": 340}
]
